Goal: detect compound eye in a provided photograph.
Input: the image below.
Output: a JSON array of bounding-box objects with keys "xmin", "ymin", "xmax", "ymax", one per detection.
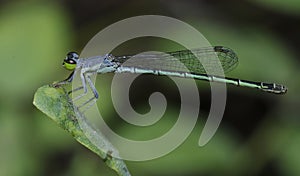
[
  {"xmin": 63, "ymin": 52, "xmax": 79, "ymax": 70},
  {"xmin": 66, "ymin": 52, "xmax": 79, "ymax": 63}
]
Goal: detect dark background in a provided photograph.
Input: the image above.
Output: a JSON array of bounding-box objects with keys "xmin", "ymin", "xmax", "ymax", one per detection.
[{"xmin": 0, "ymin": 0, "xmax": 299, "ymax": 176}]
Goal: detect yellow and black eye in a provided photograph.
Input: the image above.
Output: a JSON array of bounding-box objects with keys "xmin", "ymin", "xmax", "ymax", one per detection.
[{"xmin": 63, "ymin": 52, "xmax": 79, "ymax": 70}]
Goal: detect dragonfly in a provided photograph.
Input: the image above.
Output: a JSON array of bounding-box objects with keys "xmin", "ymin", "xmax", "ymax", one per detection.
[{"xmin": 57, "ymin": 46, "xmax": 287, "ymax": 109}]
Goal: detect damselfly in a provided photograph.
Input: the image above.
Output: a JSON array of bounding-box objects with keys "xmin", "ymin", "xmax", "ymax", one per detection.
[{"xmin": 58, "ymin": 46, "xmax": 287, "ymax": 109}]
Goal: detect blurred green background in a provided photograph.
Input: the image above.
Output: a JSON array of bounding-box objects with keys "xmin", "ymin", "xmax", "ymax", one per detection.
[{"xmin": 0, "ymin": 0, "xmax": 299, "ymax": 175}]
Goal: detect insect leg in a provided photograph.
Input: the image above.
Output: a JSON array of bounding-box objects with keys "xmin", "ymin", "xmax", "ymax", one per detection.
[
  {"xmin": 77, "ymin": 74, "xmax": 99, "ymax": 112},
  {"xmin": 73, "ymin": 69, "xmax": 88, "ymax": 101}
]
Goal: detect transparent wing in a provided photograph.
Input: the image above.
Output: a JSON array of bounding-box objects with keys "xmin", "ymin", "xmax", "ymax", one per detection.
[{"xmin": 113, "ymin": 46, "xmax": 239, "ymax": 74}]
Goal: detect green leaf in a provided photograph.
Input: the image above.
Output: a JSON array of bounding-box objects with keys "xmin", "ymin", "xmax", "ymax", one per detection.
[{"xmin": 33, "ymin": 84, "xmax": 131, "ymax": 176}]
